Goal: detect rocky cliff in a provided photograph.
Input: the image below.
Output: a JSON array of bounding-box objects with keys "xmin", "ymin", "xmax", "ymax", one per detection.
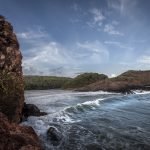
[
  {"xmin": 0, "ymin": 16, "xmax": 42, "ymax": 149},
  {"xmin": 0, "ymin": 15, "xmax": 24, "ymax": 123}
]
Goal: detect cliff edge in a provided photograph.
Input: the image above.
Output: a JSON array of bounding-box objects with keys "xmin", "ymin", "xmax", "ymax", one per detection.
[{"xmin": 0, "ymin": 16, "xmax": 42, "ymax": 149}]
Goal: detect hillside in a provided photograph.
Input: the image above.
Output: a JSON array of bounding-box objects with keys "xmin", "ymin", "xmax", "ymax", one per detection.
[
  {"xmin": 63, "ymin": 73, "xmax": 108, "ymax": 89},
  {"xmin": 24, "ymin": 75, "xmax": 72, "ymax": 90},
  {"xmin": 77, "ymin": 70, "xmax": 150, "ymax": 93},
  {"xmin": 24, "ymin": 73, "xmax": 108, "ymax": 90}
]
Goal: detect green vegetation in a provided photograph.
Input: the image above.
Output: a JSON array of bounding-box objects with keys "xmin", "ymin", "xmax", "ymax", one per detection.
[
  {"xmin": 24, "ymin": 73, "xmax": 108, "ymax": 90},
  {"xmin": 0, "ymin": 71, "xmax": 21, "ymax": 95},
  {"xmin": 24, "ymin": 75, "xmax": 72, "ymax": 90},
  {"xmin": 0, "ymin": 71, "xmax": 23, "ymax": 121},
  {"xmin": 63, "ymin": 73, "xmax": 108, "ymax": 89}
]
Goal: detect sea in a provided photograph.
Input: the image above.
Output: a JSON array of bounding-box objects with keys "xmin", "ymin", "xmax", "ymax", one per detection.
[{"xmin": 23, "ymin": 90, "xmax": 150, "ymax": 150}]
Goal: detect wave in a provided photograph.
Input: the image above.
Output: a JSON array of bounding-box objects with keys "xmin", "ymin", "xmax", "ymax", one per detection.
[
  {"xmin": 71, "ymin": 91, "xmax": 120, "ymax": 96},
  {"xmin": 52, "ymin": 98, "xmax": 105, "ymax": 123},
  {"xmin": 133, "ymin": 90, "xmax": 150, "ymax": 95},
  {"xmin": 64, "ymin": 98, "xmax": 104, "ymax": 113}
]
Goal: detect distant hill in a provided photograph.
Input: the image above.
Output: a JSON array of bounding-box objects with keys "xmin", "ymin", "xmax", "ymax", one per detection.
[
  {"xmin": 24, "ymin": 73, "xmax": 108, "ymax": 90},
  {"xmin": 24, "ymin": 76, "xmax": 72, "ymax": 90},
  {"xmin": 63, "ymin": 73, "xmax": 108, "ymax": 89},
  {"xmin": 24, "ymin": 71, "xmax": 150, "ymax": 92},
  {"xmin": 77, "ymin": 70, "xmax": 150, "ymax": 93}
]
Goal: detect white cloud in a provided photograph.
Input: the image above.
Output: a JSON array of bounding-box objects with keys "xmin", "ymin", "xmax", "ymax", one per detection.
[
  {"xmin": 76, "ymin": 41, "xmax": 109, "ymax": 64},
  {"xmin": 20, "ymin": 28, "xmax": 110, "ymax": 76},
  {"xmin": 87, "ymin": 8, "xmax": 105, "ymax": 29},
  {"xmin": 104, "ymin": 41, "xmax": 133, "ymax": 50},
  {"xmin": 23, "ymin": 41, "xmax": 74, "ymax": 75},
  {"xmin": 90, "ymin": 8, "xmax": 105, "ymax": 24},
  {"xmin": 17, "ymin": 28, "xmax": 48, "ymax": 40},
  {"xmin": 104, "ymin": 24, "xmax": 123, "ymax": 36},
  {"xmin": 138, "ymin": 55, "xmax": 150, "ymax": 64}
]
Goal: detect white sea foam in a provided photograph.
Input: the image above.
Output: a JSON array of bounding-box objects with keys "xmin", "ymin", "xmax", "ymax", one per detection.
[
  {"xmin": 71, "ymin": 91, "xmax": 119, "ymax": 96},
  {"xmin": 64, "ymin": 98, "xmax": 105, "ymax": 114},
  {"xmin": 56, "ymin": 114, "xmax": 79, "ymax": 123},
  {"xmin": 81, "ymin": 98, "xmax": 104, "ymax": 106},
  {"xmin": 134, "ymin": 90, "xmax": 150, "ymax": 95}
]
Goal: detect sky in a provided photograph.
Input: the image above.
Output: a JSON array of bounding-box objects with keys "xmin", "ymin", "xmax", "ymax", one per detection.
[{"xmin": 0, "ymin": 0, "xmax": 150, "ymax": 77}]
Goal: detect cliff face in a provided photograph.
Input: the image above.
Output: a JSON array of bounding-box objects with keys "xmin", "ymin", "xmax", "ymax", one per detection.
[{"xmin": 0, "ymin": 15, "xmax": 24, "ymax": 123}]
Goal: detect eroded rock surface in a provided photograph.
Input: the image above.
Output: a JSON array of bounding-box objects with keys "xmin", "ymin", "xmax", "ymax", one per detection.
[
  {"xmin": 0, "ymin": 112, "xmax": 42, "ymax": 150},
  {"xmin": 0, "ymin": 15, "xmax": 24, "ymax": 123}
]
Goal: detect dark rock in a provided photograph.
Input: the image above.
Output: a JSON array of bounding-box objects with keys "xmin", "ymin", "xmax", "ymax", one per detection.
[
  {"xmin": 47, "ymin": 126, "xmax": 62, "ymax": 146},
  {"xmin": 22, "ymin": 103, "xmax": 47, "ymax": 119},
  {"xmin": 85, "ymin": 143, "xmax": 102, "ymax": 150},
  {"xmin": 0, "ymin": 16, "xmax": 24, "ymax": 123},
  {"xmin": 0, "ymin": 112, "xmax": 43, "ymax": 150}
]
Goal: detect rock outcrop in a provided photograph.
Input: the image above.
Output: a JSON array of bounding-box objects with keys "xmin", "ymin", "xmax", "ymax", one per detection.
[
  {"xmin": 0, "ymin": 112, "xmax": 42, "ymax": 150},
  {"xmin": 0, "ymin": 15, "xmax": 24, "ymax": 123},
  {"xmin": 0, "ymin": 16, "xmax": 42, "ymax": 150},
  {"xmin": 47, "ymin": 126, "xmax": 62, "ymax": 146},
  {"xmin": 22, "ymin": 103, "xmax": 47, "ymax": 120},
  {"xmin": 77, "ymin": 70, "xmax": 150, "ymax": 93}
]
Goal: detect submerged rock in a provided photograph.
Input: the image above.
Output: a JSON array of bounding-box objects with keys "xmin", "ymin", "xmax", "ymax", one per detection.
[
  {"xmin": 47, "ymin": 126, "xmax": 62, "ymax": 146},
  {"xmin": 0, "ymin": 15, "xmax": 24, "ymax": 123},
  {"xmin": 0, "ymin": 112, "xmax": 42, "ymax": 150},
  {"xmin": 22, "ymin": 103, "xmax": 47, "ymax": 119}
]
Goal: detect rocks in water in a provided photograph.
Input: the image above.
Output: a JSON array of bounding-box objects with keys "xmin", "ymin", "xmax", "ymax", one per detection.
[
  {"xmin": 22, "ymin": 103, "xmax": 47, "ymax": 119},
  {"xmin": 47, "ymin": 126, "xmax": 62, "ymax": 146},
  {"xmin": 0, "ymin": 112, "xmax": 42, "ymax": 150},
  {"xmin": 0, "ymin": 15, "xmax": 24, "ymax": 123}
]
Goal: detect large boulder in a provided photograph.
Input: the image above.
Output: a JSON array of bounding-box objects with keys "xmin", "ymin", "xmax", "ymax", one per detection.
[
  {"xmin": 22, "ymin": 103, "xmax": 47, "ymax": 120},
  {"xmin": 0, "ymin": 112, "xmax": 42, "ymax": 150},
  {"xmin": 0, "ymin": 15, "xmax": 24, "ymax": 123},
  {"xmin": 47, "ymin": 126, "xmax": 62, "ymax": 146}
]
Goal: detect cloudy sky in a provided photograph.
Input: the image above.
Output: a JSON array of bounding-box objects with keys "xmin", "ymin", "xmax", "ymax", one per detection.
[{"xmin": 1, "ymin": 0, "xmax": 150, "ymax": 77}]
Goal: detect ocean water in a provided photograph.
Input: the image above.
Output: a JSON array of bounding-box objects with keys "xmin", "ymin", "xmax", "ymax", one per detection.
[{"xmin": 23, "ymin": 90, "xmax": 150, "ymax": 150}]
